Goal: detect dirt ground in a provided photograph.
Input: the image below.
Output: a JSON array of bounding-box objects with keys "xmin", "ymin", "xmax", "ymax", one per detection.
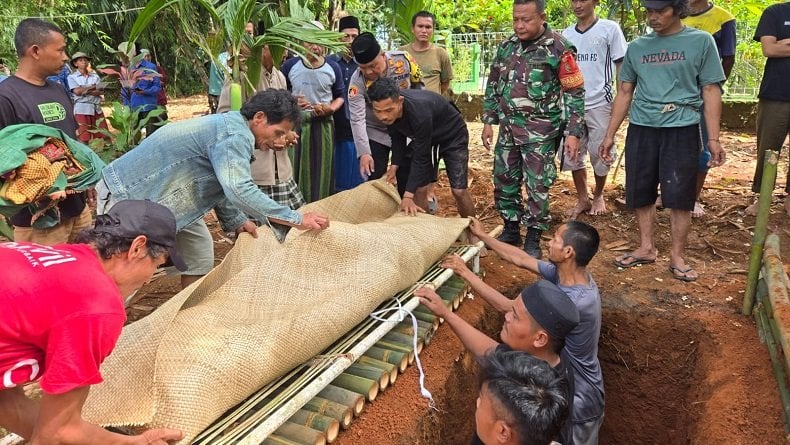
[{"xmin": 123, "ymin": 96, "xmax": 790, "ymax": 443}]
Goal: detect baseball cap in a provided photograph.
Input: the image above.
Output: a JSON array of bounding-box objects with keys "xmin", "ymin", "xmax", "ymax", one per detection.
[
  {"xmin": 93, "ymin": 200, "xmax": 186, "ymax": 271},
  {"xmin": 520, "ymin": 280, "xmax": 580, "ymax": 340},
  {"xmin": 351, "ymin": 32, "xmax": 381, "ymax": 64}
]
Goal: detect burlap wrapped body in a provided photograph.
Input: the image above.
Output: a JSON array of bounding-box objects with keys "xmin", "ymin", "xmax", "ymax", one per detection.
[{"xmin": 83, "ymin": 181, "xmax": 469, "ymax": 442}]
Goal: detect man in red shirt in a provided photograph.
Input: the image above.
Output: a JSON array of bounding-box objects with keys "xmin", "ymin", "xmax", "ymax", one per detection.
[{"xmin": 0, "ymin": 200, "xmax": 185, "ymax": 445}]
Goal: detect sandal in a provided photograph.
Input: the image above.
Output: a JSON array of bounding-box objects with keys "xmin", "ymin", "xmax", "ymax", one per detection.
[
  {"xmin": 613, "ymin": 253, "xmax": 656, "ymax": 268},
  {"xmin": 669, "ymin": 265, "xmax": 698, "ymax": 282}
]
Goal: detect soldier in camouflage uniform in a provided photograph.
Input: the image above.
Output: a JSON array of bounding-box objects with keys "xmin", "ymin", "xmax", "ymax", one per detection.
[{"xmin": 482, "ymin": 0, "xmax": 585, "ymax": 258}]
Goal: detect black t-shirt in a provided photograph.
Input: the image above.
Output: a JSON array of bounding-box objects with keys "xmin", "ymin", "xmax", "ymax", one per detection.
[
  {"xmin": 0, "ymin": 76, "xmax": 86, "ymax": 226},
  {"xmin": 754, "ymin": 3, "xmax": 790, "ymax": 102},
  {"xmin": 387, "ymin": 88, "xmax": 468, "ymax": 193}
]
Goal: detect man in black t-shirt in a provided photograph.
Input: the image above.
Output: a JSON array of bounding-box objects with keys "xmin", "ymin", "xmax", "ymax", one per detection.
[
  {"xmin": 416, "ymin": 279, "xmax": 578, "ymax": 445},
  {"xmin": 367, "ymin": 77, "xmax": 475, "ymax": 218},
  {"xmin": 0, "ymin": 18, "xmax": 93, "ymax": 244},
  {"xmin": 747, "ymin": 2, "xmax": 790, "ymax": 217}
]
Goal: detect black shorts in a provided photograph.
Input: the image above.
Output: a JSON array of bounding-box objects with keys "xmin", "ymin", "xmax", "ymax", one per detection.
[{"xmin": 624, "ymin": 123, "xmax": 700, "ymax": 211}]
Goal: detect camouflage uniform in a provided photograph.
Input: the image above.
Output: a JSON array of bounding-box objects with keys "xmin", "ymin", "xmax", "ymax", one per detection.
[{"xmin": 482, "ymin": 25, "xmax": 585, "ymax": 230}]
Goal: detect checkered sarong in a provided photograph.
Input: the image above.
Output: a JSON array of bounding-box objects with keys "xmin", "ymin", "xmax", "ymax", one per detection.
[{"xmin": 258, "ymin": 178, "xmax": 305, "ymax": 210}]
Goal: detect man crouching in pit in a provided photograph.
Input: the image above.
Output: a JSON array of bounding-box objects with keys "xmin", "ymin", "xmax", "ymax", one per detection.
[{"xmin": 0, "ymin": 200, "xmax": 185, "ymax": 444}]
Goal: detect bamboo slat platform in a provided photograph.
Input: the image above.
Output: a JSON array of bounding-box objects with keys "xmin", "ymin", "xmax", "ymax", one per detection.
[{"xmin": 192, "ymin": 244, "xmax": 482, "ymax": 445}]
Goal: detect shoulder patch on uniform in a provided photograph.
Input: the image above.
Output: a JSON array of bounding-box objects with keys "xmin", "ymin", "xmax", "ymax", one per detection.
[
  {"xmin": 349, "ymin": 85, "xmax": 358, "ymax": 97},
  {"xmin": 558, "ymin": 50, "xmax": 584, "ymax": 90}
]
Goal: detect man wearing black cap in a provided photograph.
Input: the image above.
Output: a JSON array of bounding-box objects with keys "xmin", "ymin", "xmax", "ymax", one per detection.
[
  {"xmin": 328, "ymin": 16, "xmax": 364, "ymax": 191},
  {"xmin": 417, "ymin": 279, "xmax": 578, "ymax": 445},
  {"xmin": 599, "ymin": 0, "xmax": 726, "ymax": 283},
  {"xmin": 0, "ymin": 200, "xmax": 185, "ymax": 445},
  {"xmin": 456, "ymin": 219, "xmax": 604, "ymax": 444},
  {"xmin": 348, "ymin": 31, "xmax": 423, "ymax": 182}
]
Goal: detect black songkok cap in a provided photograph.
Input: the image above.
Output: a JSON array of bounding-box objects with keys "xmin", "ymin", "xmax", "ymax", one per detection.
[
  {"xmin": 351, "ymin": 32, "xmax": 381, "ymax": 65},
  {"xmin": 520, "ymin": 280, "xmax": 580, "ymax": 340},
  {"xmin": 338, "ymin": 16, "xmax": 360, "ymax": 31}
]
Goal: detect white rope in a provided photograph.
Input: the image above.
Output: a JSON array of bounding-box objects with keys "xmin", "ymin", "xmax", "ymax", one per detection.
[{"xmin": 369, "ymin": 291, "xmax": 437, "ymax": 410}]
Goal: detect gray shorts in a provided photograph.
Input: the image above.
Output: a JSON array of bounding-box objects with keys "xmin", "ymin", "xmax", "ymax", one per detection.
[
  {"xmin": 562, "ymin": 104, "xmax": 614, "ymax": 177},
  {"xmin": 573, "ymin": 415, "xmax": 603, "ymax": 445},
  {"xmin": 95, "ymin": 179, "xmax": 214, "ymax": 276}
]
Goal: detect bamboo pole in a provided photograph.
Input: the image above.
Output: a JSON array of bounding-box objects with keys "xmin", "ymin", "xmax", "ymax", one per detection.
[
  {"xmin": 331, "ymin": 374, "xmax": 379, "ymax": 402},
  {"xmin": 364, "ymin": 346, "xmax": 409, "ymax": 372},
  {"xmin": 356, "ymin": 356, "xmax": 399, "ymax": 385},
  {"xmin": 744, "ymin": 151, "xmax": 779, "ymax": 315},
  {"xmin": 383, "ymin": 331, "xmax": 424, "ymax": 354},
  {"xmin": 754, "ymin": 305, "xmax": 790, "ymax": 433},
  {"xmin": 762, "ymin": 234, "xmax": 790, "ymax": 371},
  {"xmin": 272, "ymin": 422, "xmax": 326, "ymax": 445},
  {"xmin": 236, "ymin": 238, "xmax": 488, "ymax": 444},
  {"xmin": 344, "ymin": 363, "xmax": 389, "ymax": 391},
  {"xmin": 316, "ymin": 386, "xmax": 365, "ymax": 416},
  {"xmin": 391, "ymin": 323, "xmax": 431, "ymax": 346},
  {"xmin": 375, "ymin": 339, "xmax": 416, "ymax": 360},
  {"xmin": 263, "ymin": 435, "xmax": 303, "ymax": 445},
  {"xmin": 287, "ymin": 410, "xmax": 340, "ymax": 443},
  {"xmin": 302, "ymin": 397, "xmax": 353, "ymax": 430}
]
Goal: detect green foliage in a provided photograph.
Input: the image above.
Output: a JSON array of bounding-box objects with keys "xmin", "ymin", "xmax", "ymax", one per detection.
[{"xmin": 92, "ymin": 102, "xmax": 168, "ymax": 161}]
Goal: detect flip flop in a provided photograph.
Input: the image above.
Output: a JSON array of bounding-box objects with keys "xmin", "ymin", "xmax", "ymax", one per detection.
[
  {"xmin": 613, "ymin": 253, "xmax": 656, "ymax": 268},
  {"xmin": 427, "ymin": 197, "xmax": 438, "ymax": 215},
  {"xmin": 669, "ymin": 265, "xmax": 698, "ymax": 282}
]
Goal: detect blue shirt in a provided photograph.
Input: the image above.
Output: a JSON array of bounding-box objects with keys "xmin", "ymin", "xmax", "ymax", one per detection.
[
  {"xmin": 130, "ymin": 60, "xmax": 161, "ymax": 113},
  {"xmin": 538, "ymin": 261, "xmax": 605, "ymax": 423},
  {"xmin": 327, "ymin": 53, "xmax": 357, "ymax": 140},
  {"xmin": 101, "ymin": 112, "xmax": 303, "ymax": 235}
]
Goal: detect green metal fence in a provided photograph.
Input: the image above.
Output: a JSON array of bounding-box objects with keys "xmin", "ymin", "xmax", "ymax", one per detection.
[{"xmin": 447, "ymin": 24, "xmax": 762, "ymax": 101}]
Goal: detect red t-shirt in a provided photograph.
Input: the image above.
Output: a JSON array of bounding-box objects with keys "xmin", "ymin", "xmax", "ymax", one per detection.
[{"xmin": 0, "ymin": 242, "xmax": 126, "ymax": 394}]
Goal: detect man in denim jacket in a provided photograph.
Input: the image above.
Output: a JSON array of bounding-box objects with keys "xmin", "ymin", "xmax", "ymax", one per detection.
[{"xmin": 96, "ymin": 89, "xmax": 330, "ymax": 288}]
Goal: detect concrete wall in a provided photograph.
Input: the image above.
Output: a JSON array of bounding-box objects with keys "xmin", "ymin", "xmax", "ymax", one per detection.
[{"xmin": 451, "ymin": 92, "xmax": 758, "ymax": 131}]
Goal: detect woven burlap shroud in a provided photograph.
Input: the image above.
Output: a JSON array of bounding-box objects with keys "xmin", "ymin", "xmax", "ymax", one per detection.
[{"xmin": 83, "ymin": 180, "xmax": 470, "ymax": 443}]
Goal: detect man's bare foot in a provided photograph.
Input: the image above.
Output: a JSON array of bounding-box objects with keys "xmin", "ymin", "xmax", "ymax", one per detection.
[
  {"xmin": 691, "ymin": 201, "xmax": 705, "ymax": 218},
  {"xmin": 565, "ymin": 199, "xmax": 592, "ymax": 219},
  {"xmin": 785, "ymin": 195, "xmax": 790, "ymax": 217},
  {"xmin": 655, "ymin": 195, "xmax": 663, "ymax": 208},
  {"xmin": 745, "ymin": 199, "xmax": 759, "ymax": 216},
  {"xmin": 590, "ymin": 195, "xmax": 607, "ymax": 215}
]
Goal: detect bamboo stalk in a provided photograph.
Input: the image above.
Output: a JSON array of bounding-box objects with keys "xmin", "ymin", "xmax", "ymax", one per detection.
[
  {"xmin": 754, "ymin": 305, "xmax": 790, "ymax": 433},
  {"xmin": 410, "ymin": 307, "xmax": 439, "ymax": 324},
  {"xmin": 383, "ymin": 331, "xmax": 424, "ymax": 354},
  {"xmin": 344, "ymin": 363, "xmax": 389, "ymax": 391},
  {"xmin": 263, "ymin": 435, "xmax": 303, "ymax": 445},
  {"xmin": 272, "ymin": 422, "xmax": 326, "ymax": 445},
  {"xmin": 317, "ymin": 386, "xmax": 365, "ymax": 416},
  {"xmin": 356, "ymin": 356, "xmax": 398, "ymax": 385},
  {"xmin": 744, "ymin": 151, "xmax": 779, "ymax": 315},
  {"xmin": 364, "ymin": 346, "xmax": 409, "ymax": 372},
  {"xmin": 390, "ymin": 323, "xmax": 431, "ymax": 346},
  {"xmin": 287, "ymin": 410, "xmax": 340, "ymax": 443},
  {"xmin": 302, "ymin": 397, "xmax": 353, "ymax": 430},
  {"xmin": 331, "ymin": 374, "xmax": 379, "ymax": 402},
  {"xmin": 375, "ymin": 339, "xmax": 416, "ymax": 361}
]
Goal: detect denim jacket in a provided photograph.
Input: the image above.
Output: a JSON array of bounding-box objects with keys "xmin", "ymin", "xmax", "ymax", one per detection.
[{"xmin": 101, "ymin": 112, "xmax": 303, "ymax": 235}]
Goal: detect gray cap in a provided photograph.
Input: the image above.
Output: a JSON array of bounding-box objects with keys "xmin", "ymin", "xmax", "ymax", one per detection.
[{"xmin": 93, "ymin": 200, "xmax": 186, "ymax": 271}]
